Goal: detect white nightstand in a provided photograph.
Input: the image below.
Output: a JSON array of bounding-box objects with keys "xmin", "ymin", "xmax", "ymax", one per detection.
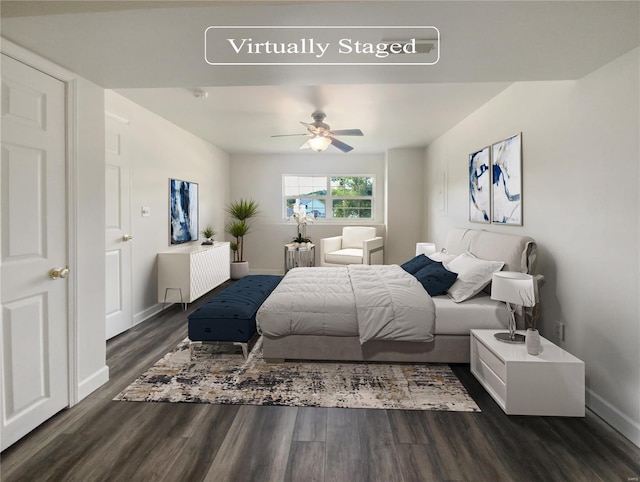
[{"xmin": 470, "ymin": 329, "xmax": 585, "ymax": 416}]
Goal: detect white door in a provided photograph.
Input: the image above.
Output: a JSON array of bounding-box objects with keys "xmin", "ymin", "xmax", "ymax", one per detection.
[
  {"xmin": 0, "ymin": 54, "xmax": 69, "ymax": 450},
  {"xmin": 105, "ymin": 113, "xmax": 133, "ymax": 339}
]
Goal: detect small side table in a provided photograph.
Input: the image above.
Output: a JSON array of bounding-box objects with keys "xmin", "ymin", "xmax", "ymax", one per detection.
[
  {"xmin": 470, "ymin": 329, "xmax": 585, "ymax": 416},
  {"xmin": 284, "ymin": 243, "xmax": 315, "ymax": 273}
]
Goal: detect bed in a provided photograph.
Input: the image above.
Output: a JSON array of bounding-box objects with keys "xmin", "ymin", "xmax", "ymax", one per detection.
[{"xmin": 256, "ymin": 228, "xmax": 537, "ymax": 363}]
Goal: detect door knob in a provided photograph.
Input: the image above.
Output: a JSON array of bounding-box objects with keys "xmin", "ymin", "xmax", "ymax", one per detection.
[
  {"xmin": 122, "ymin": 234, "xmax": 133, "ymax": 242},
  {"xmin": 49, "ymin": 267, "xmax": 70, "ymax": 280}
]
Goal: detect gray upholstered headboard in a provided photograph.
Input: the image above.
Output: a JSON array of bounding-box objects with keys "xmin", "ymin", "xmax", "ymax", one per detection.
[{"xmin": 444, "ymin": 228, "xmax": 537, "ymax": 274}]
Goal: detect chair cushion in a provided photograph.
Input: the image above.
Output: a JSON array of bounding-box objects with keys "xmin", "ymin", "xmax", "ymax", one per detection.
[
  {"xmin": 342, "ymin": 227, "xmax": 377, "ymax": 249},
  {"xmin": 325, "ymin": 248, "xmax": 364, "ymax": 265}
]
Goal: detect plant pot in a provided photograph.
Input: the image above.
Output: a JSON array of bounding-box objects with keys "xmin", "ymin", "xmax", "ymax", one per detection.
[
  {"xmin": 230, "ymin": 261, "xmax": 249, "ymax": 280},
  {"xmin": 526, "ymin": 328, "xmax": 541, "ymax": 355}
]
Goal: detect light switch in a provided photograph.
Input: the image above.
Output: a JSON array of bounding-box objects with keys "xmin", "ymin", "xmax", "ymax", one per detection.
[{"xmin": 141, "ymin": 206, "xmax": 151, "ymax": 217}]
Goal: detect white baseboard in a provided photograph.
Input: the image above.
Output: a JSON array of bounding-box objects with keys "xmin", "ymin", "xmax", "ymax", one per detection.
[
  {"xmin": 586, "ymin": 388, "xmax": 640, "ymax": 448},
  {"xmin": 133, "ymin": 303, "xmax": 164, "ymax": 326},
  {"xmin": 77, "ymin": 365, "xmax": 109, "ymax": 402}
]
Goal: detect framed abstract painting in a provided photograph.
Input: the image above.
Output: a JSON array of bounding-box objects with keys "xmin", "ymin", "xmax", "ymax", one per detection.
[
  {"xmin": 469, "ymin": 146, "xmax": 491, "ymax": 223},
  {"xmin": 169, "ymin": 178, "xmax": 199, "ymax": 244},
  {"xmin": 492, "ymin": 133, "xmax": 522, "ymax": 225}
]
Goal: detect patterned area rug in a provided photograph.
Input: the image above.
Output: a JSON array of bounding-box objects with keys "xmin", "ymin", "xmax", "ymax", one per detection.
[{"xmin": 114, "ymin": 337, "xmax": 480, "ymax": 412}]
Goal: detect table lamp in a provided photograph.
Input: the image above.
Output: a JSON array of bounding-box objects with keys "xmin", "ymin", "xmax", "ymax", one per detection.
[
  {"xmin": 415, "ymin": 242, "xmax": 436, "ymax": 256},
  {"xmin": 491, "ymin": 271, "xmax": 538, "ymax": 343}
]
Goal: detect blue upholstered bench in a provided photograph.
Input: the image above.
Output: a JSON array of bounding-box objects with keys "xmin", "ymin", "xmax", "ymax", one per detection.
[{"xmin": 187, "ymin": 275, "xmax": 281, "ymax": 358}]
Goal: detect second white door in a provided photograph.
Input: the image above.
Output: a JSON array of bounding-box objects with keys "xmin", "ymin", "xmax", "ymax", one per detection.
[{"xmin": 105, "ymin": 113, "xmax": 133, "ymax": 339}]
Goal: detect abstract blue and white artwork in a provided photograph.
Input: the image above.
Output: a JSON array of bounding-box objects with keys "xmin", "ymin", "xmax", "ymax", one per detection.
[
  {"xmin": 492, "ymin": 133, "xmax": 522, "ymax": 225},
  {"xmin": 170, "ymin": 179, "xmax": 199, "ymax": 244},
  {"xmin": 469, "ymin": 146, "xmax": 491, "ymax": 223}
]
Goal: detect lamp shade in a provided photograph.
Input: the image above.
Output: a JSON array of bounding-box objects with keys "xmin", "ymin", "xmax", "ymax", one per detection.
[
  {"xmin": 490, "ymin": 271, "xmax": 538, "ymax": 306},
  {"xmin": 415, "ymin": 242, "xmax": 436, "ymax": 256}
]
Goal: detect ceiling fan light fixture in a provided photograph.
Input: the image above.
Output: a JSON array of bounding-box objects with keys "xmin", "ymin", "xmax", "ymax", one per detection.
[
  {"xmin": 273, "ymin": 111, "xmax": 361, "ymax": 153},
  {"xmin": 307, "ymin": 135, "xmax": 332, "ymax": 152}
]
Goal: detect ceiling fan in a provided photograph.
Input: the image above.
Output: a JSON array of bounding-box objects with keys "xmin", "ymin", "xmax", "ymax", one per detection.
[{"xmin": 272, "ymin": 112, "xmax": 364, "ymax": 153}]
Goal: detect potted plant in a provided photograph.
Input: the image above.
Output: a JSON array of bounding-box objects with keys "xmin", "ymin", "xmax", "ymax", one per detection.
[
  {"xmin": 289, "ymin": 200, "xmax": 315, "ymax": 245},
  {"xmin": 292, "ymin": 234, "xmax": 312, "ymax": 246},
  {"xmin": 201, "ymin": 225, "xmax": 216, "ymax": 245},
  {"xmin": 225, "ymin": 199, "xmax": 260, "ymax": 279}
]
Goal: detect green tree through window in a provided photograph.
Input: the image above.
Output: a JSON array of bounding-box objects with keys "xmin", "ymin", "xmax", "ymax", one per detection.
[{"xmin": 331, "ymin": 177, "xmax": 373, "ymax": 218}]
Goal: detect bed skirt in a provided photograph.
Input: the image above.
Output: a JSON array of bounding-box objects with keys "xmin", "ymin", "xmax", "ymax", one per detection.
[{"xmin": 262, "ymin": 334, "xmax": 470, "ymax": 364}]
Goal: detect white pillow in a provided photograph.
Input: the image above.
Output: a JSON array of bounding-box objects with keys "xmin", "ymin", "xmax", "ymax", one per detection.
[{"xmin": 445, "ymin": 252, "xmax": 505, "ymax": 303}]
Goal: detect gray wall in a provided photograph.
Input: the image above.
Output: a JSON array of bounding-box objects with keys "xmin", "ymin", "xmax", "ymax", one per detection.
[
  {"xmin": 423, "ymin": 48, "xmax": 640, "ymax": 446},
  {"xmin": 105, "ymin": 91, "xmax": 231, "ymax": 323},
  {"xmin": 385, "ymin": 148, "xmax": 425, "ymax": 265},
  {"xmin": 228, "ymin": 153, "xmax": 386, "ymax": 273},
  {"xmin": 75, "ymin": 77, "xmax": 108, "ymax": 395}
]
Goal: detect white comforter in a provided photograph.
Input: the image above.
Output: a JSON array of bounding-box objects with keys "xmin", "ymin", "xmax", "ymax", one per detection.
[{"xmin": 256, "ymin": 265, "xmax": 435, "ymax": 344}]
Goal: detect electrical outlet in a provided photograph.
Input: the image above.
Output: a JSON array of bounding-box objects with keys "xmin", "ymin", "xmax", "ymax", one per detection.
[{"xmin": 554, "ymin": 322, "xmax": 565, "ymax": 341}]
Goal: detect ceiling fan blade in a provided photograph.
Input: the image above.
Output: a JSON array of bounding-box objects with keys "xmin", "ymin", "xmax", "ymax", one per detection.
[
  {"xmin": 300, "ymin": 121, "xmax": 319, "ymax": 135},
  {"xmin": 271, "ymin": 133, "xmax": 309, "ymax": 138},
  {"xmin": 329, "ymin": 129, "xmax": 364, "ymax": 137},
  {"xmin": 330, "ymin": 137, "xmax": 354, "ymax": 153},
  {"xmin": 299, "ymin": 141, "xmax": 310, "ymax": 150}
]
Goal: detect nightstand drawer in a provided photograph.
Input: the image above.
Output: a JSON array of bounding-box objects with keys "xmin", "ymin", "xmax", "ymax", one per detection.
[
  {"xmin": 476, "ymin": 357, "xmax": 506, "ymax": 404},
  {"xmin": 475, "ymin": 337, "xmax": 506, "ymax": 382}
]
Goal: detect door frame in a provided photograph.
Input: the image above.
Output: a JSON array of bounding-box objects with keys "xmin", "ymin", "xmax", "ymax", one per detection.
[{"xmin": 1, "ymin": 38, "xmax": 80, "ymax": 407}]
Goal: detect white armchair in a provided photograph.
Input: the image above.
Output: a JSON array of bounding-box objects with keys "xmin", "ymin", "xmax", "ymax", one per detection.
[{"xmin": 320, "ymin": 227, "xmax": 384, "ymax": 266}]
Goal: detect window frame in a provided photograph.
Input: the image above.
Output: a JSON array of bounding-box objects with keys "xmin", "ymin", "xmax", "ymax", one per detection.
[{"xmin": 282, "ymin": 174, "xmax": 376, "ymax": 222}]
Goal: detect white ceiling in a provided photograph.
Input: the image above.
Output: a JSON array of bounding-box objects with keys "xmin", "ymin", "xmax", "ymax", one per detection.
[{"xmin": 2, "ymin": 1, "xmax": 639, "ymax": 154}]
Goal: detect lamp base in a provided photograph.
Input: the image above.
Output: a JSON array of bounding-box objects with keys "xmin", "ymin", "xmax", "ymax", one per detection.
[{"xmin": 494, "ymin": 332, "xmax": 526, "ymax": 344}]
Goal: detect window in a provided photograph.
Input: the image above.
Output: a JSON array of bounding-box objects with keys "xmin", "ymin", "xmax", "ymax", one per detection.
[
  {"xmin": 330, "ymin": 176, "xmax": 373, "ymax": 219},
  {"xmin": 283, "ymin": 175, "xmax": 374, "ymax": 220}
]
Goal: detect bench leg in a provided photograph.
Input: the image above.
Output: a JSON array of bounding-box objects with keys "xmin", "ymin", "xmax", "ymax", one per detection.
[
  {"xmin": 190, "ymin": 340, "xmax": 252, "ymax": 360},
  {"xmin": 189, "ymin": 341, "xmax": 202, "ymax": 360},
  {"xmin": 233, "ymin": 342, "xmax": 249, "ymax": 360}
]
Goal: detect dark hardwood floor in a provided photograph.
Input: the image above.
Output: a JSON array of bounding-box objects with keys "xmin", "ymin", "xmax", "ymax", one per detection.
[{"xmin": 2, "ymin": 282, "xmax": 639, "ymax": 481}]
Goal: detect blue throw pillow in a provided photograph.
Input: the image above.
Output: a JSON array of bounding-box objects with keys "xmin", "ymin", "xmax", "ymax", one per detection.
[
  {"xmin": 414, "ymin": 262, "xmax": 458, "ymax": 296},
  {"xmin": 400, "ymin": 254, "xmax": 434, "ymax": 275}
]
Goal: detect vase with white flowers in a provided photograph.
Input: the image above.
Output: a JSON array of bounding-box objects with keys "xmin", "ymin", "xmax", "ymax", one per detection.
[{"xmin": 289, "ymin": 200, "xmax": 315, "ymax": 245}]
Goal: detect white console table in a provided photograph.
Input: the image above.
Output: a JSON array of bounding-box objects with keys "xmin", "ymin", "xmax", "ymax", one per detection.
[
  {"xmin": 470, "ymin": 329, "xmax": 585, "ymax": 417},
  {"xmin": 157, "ymin": 242, "xmax": 230, "ymax": 308}
]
